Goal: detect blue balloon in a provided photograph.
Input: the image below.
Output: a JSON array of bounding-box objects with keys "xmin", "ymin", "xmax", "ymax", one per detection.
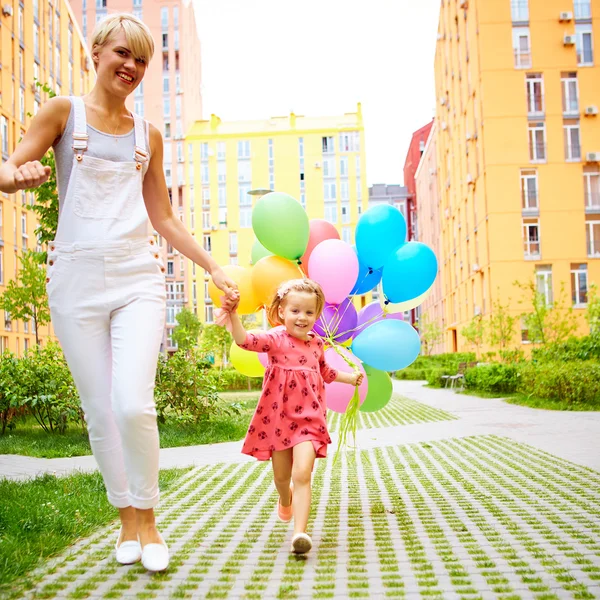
[
  {"xmin": 382, "ymin": 242, "xmax": 438, "ymax": 304},
  {"xmin": 350, "ymin": 246, "xmax": 383, "ymax": 295},
  {"xmin": 355, "ymin": 204, "xmax": 407, "ymax": 270},
  {"xmin": 353, "ymin": 320, "xmax": 421, "ymax": 372}
]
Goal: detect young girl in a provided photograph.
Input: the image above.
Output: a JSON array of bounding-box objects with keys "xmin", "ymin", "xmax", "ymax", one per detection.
[{"xmin": 221, "ymin": 278, "xmax": 363, "ymax": 554}]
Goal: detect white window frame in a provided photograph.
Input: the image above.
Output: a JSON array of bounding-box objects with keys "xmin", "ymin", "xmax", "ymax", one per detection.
[
  {"xmin": 586, "ymin": 219, "xmax": 600, "ymax": 257},
  {"xmin": 324, "ymin": 203, "xmax": 338, "ymax": 224},
  {"xmin": 217, "ymin": 142, "xmax": 226, "ymax": 160},
  {"xmin": 511, "ymin": 0, "xmax": 529, "ymax": 22},
  {"xmin": 202, "ymin": 209, "xmax": 211, "ymax": 230},
  {"xmin": 561, "ymin": 75, "xmax": 579, "ymax": 115},
  {"xmin": 528, "ymin": 123, "xmax": 546, "ymax": 162},
  {"xmin": 564, "ymin": 124, "xmax": 581, "ymax": 161},
  {"xmin": 520, "ymin": 169, "xmax": 538, "ymax": 210},
  {"xmin": 571, "ymin": 263, "xmax": 588, "ymax": 306},
  {"xmin": 229, "ymin": 232, "xmax": 238, "ymax": 255},
  {"xmin": 523, "ymin": 217, "xmax": 540, "ymax": 258},
  {"xmin": 584, "ymin": 170, "xmax": 600, "ymax": 209},
  {"xmin": 575, "ymin": 24, "xmax": 594, "ymax": 66},
  {"xmin": 237, "ymin": 140, "xmax": 251, "ymax": 159},
  {"xmin": 239, "ymin": 207, "xmax": 252, "ymax": 228},
  {"xmin": 341, "ymin": 202, "xmax": 350, "ymax": 224},
  {"xmin": 535, "ymin": 265, "xmax": 553, "ymax": 305},
  {"xmin": 574, "ymin": 0, "xmax": 592, "ymax": 20},
  {"xmin": 513, "ymin": 27, "xmax": 531, "ymax": 68},
  {"xmin": 218, "ymin": 161, "xmax": 226, "ymax": 183},
  {"xmin": 525, "ymin": 74, "xmax": 544, "ymax": 115}
]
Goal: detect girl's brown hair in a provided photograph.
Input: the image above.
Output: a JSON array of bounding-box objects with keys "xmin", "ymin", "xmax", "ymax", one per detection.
[{"xmin": 267, "ymin": 279, "xmax": 326, "ymax": 326}]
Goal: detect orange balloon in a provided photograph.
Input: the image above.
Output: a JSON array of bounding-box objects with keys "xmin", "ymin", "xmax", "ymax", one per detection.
[
  {"xmin": 208, "ymin": 265, "xmax": 261, "ymax": 315},
  {"xmin": 300, "ymin": 219, "xmax": 340, "ymax": 274},
  {"xmin": 252, "ymin": 256, "xmax": 303, "ymax": 307}
]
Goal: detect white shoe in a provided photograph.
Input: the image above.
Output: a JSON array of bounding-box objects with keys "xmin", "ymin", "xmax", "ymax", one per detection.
[
  {"xmin": 141, "ymin": 532, "xmax": 169, "ymax": 572},
  {"xmin": 115, "ymin": 528, "xmax": 142, "ymax": 565},
  {"xmin": 291, "ymin": 532, "xmax": 312, "ymax": 554}
]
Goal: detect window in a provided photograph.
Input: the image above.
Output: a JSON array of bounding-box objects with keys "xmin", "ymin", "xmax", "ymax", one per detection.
[
  {"xmin": 571, "ymin": 263, "xmax": 588, "ymax": 305},
  {"xmin": 520, "ymin": 169, "xmax": 538, "ymax": 210},
  {"xmin": 513, "ymin": 28, "xmax": 531, "ymax": 68},
  {"xmin": 1, "ymin": 116, "xmax": 8, "ymax": 156},
  {"xmin": 203, "ymin": 234, "xmax": 211, "ymax": 252},
  {"xmin": 586, "ymin": 217, "xmax": 600, "ymax": 256},
  {"xmin": 564, "ymin": 124, "xmax": 581, "ymax": 161},
  {"xmin": 340, "ymin": 156, "xmax": 348, "ymax": 177},
  {"xmin": 341, "ymin": 181, "xmax": 349, "ymax": 201},
  {"xmin": 523, "ymin": 217, "xmax": 540, "ymax": 257},
  {"xmin": 238, "ymin": 161, "xmax": 251, "ymax": 182},
  {"xmin": 341, "ymin": 203, "xmax": 350, "ymax": 224},
  {"xmin": 202, "ymin": 209, "xmax": 210, "ymax": 230},
  {"xmin": 161, "ymin": 7, "xmax": 168, "ymax": 30},
  {"xmin": 162, "ymin": 33, "xmax": 168, "ymax": 51},
  {"xmin": 237, "ymin": 140, "xmax": 250, "ymax": 159},
  {"xmin": 201, "ymin": 163, "xmax": 209, "ymax": 184},
  {"xmin": 528, "ymin": 123, "xmax": 546, "ymax": 161},
  {"xmin": 167, "ymin": 260, "xmax": 174, "ymax": 275},
  {"xmin": 298, "ymin": 137, "xmax": 304, "ymax": 157},
  {"xmin": 511, "ymin": 0, "xmax": 529, "ymax": 22},
  {"xmin": 324, "ymin": 182, "xmax": 337, "ymax": 201},
  {"xmin": 229, "ymin": 232, "xmax": 238, "ymax": 255},
  {"xmin": 323, "ymin": 157, "xmax": 336, "ymax": 178},
  {"xmin": 218, "ymin": 161, "xmax": 226, "ymax": 183},
  {"xmin": 239, "ymin": 183, "xmax": 251, "ymax": 204},
  {"xmin": 218, "ymin": 186, "xmax": 226, "ymax": 207},
  {"xmin": 0, "ymin": 248, "xmax": 3, "ymax": 285},
  {"xmin": 19, "ymin": 89, "xmax": 25, "ymax": 123},
  {"xmin": 205, "ymin": 305, "xmax": 214, "ymax": 323},
  {"xmin": 576, "ymin": 24, "xmax": 593, "ymax": 66},
  {"xmin": 324, "ymin": 204, "xmax": 337, "ymax": 223},
  {"xmin": 561, "ymin": 73, "xmax": 579, "ymax": 115},
  {"xmin": 342, "ymin": 227, "xmax": 352, "ymax": 244},
  {"xmin": 217, "ymin": 142, "xmax": 226, "ymax": 159},
  {"xmin": 218, "ymin": 207, "xmax": 227, "ymax": 225},
  {"xmin": 525, "ymin": 74, "xmax": 543, "ymax": 115},
  {"xmin": 574, "ymin": 0, "xmax": 592, "ymax": 20},
  {"xmin": 339, "ymin": 131, "xmax": 359, "ymax": 152},
  {"xmin": 163, "ymin": 97, "xmax": 171, "ymax": 118},
  {"xmin": 34, "ymin": 24, "xmax": 40, "ymax": 60},
  {"xmin": 200, "ymin": 143, "xmax": 208, "ymax": 160},
  {"xmin": 173, "ymin": 5, "xmax": 179, "ymax": 28},
  {"xmin": 134, "ymin": 99, "xmax": 144, "ymax": 116},
  {"xmin": 322, "ymin": 136, "xmax": 334, "ymax": 154},
  {"xmin": 535, "ymin": 265, "xmax": 553, "ymax": 305},
  {"xmin": 180, "ymin": 256, "xmax": 185, "ymax": 277},
  {"xmin": 584, "ymin": 169, "xmax": 600, "ymax": 209},
  {"xmin": 163, "ymin": 75, "xmax": 169, "ymax": 93},
  {"xmin": 239, "ymin": 207, "xmax": 252, "ymax": 228}
]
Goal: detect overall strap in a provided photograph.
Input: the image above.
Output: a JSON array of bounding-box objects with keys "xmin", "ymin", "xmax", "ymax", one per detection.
[
  {"xmin": 132, "ymin": 113, "xmax": 149, "ymax": 166},
  {"xmin": 71, "ymin": 97, "xmax": 88, "ymax": 158}
]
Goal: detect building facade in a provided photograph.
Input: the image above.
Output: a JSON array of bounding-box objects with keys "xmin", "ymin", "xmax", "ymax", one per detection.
[
  {"xmin": 433, "ymin": 0, "xmax": 600, "ymax": 352},
  {"xmin": 185, "ymin": 105, "xmax": 368, "ymax": 323},
  {"xmin": 0, "ymin": 0, "xmax": 94, "ymax": 354},
  {"xmin": 70, "ymin": 0, "xmax": 202, "ymax": 352}
]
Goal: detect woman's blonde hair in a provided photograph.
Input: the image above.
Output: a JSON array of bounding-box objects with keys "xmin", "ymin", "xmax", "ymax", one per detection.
[
  {"xmin": 91, "ymin": 13, "xmax": 154, "ymax": 65},
  {"xmin": 267, "ymin": 279, "xmax": 326, "ymax": 326}
]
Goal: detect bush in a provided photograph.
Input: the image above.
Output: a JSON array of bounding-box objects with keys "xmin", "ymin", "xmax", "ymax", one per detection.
[
  {"xmin": 518, "ymin": 360, "xmax": 600, "ymax": 407},
  {"xmin": 394, "ymin": 368, "xmax": 428, "ymax": 380},
  {"xmin": 218, "ymin": 368, "xmax": 263, "ymax": 391},
  {"xmin": 426, "ymin": 368, "xmax": 455, "ymax": 388},
  {"xmin": 463, "ymin": 363, "xmax": 520, "ymax": 394},
  {"xmin": 14, "ymin": 343, "xmax": 82, "ymax": 434},
  {"xmin": 0, "ymin": 352, "xmax": 20, "ymax": 434},
  {"xmin": 531, "ymin": 333, "xmax": 600, "ymax": 363}
]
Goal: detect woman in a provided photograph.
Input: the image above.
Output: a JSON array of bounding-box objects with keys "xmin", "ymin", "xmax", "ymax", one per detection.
[{"xmin": 0, "ymin": 14, "xmax": 237, "ymax": 572}]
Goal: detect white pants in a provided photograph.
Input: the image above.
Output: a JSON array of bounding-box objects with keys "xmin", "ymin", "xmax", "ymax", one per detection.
[{"xmin": 47, "ymin": 239, "xmax": 166, "ymax": 509}]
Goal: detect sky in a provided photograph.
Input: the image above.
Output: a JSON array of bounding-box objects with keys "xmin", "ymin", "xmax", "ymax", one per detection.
[{"xmin": 192, "ymin": 0, "xmax": 440, "ymax": 186}]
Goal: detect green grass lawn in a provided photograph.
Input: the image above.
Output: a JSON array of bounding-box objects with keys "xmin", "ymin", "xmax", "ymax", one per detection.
[
  {"xmin": 0, "ymin": 467, "xmax": 192, "ymax": 595},
  {"xmin": 0, "ymin": 393, "xmax": 258, "ymax": 459}
]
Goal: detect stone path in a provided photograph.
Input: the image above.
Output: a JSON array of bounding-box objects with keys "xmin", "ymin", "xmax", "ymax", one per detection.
[{"xmin": 2, "ymin": 382, "xmax": 600, "ymax": 599}]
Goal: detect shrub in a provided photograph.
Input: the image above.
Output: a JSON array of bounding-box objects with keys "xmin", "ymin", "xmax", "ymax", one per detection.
[
  {"xmin": 218, "ymin": 368, "xmax": 263, "ymax": 391},
  {"xmin": 531, "ymin": 333, "xmax": 600, "ymax": 363},
  {"xmin": 426, "ymin": 368, "xmax": 455, "ymax": 388},
  {"xmin": 463, "ymin": 363, "xmax": 520, "ymax": 394},
  {"xmin": 0, "ymin": 352, "xmax": 21, "ymax": 434},
  {"xmin": 394, "ymin": 368, "xmax": 428, "ymax": 380},
  {"xmin": 518, "ymin": 360, "xmax": 600, "ymax": 407}
]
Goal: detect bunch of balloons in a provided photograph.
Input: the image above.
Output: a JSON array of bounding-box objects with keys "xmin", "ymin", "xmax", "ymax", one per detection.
[{"xmin": 209, "ymin": 192, "xmax": 438, "ymax": 416}]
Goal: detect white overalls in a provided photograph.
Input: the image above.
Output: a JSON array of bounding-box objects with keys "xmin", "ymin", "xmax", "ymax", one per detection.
[{"xmin": 47, "ymin": 97, "xmax": 166, "ymax": 509}]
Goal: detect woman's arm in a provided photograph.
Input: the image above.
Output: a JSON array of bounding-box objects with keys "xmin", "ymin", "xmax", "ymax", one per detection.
[
  {"xmin": 142, "ymin": 124, "xmax": 237, "ymax": 296},
  {"xmin": 0, "ymin": 96, "xmax": 71, "ymax": 193}
]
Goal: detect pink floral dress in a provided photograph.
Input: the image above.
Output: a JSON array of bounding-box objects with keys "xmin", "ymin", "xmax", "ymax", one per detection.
[{"xmin": 239, "ymin": 329, "xmax": 338, "ymax": 460}]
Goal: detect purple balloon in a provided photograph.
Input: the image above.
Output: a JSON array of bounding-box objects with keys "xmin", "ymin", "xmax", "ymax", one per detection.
[
  {"xmin": 354, "ymin": 301, "xmax": 403, "ymax": 338},
  {"xmin": 314, "ymin": 299, "xmax": 358, "ymax": 343}
]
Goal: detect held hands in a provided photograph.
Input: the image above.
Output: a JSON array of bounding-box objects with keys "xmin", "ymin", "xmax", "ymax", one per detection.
[
  {"xmin": 221, "ymin": 292, "xmax": 240, "ymax": 314},
  {"xmin": 13, "ymin": 161, "xmax": 52, "ymax": 190},
  {"xmin": 211, "ymin": 267, "xmax": 238, "ymax": 300},
  {"xmin": 351, "ymin": 371, "xmax": 364, "ymax": 387}
]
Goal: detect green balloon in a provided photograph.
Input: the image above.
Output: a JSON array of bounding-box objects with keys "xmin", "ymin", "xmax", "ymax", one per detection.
[
  {"xmin": 359, "ymin": 364, "xmax": 393, "ymax": 412},
  {"xmin": 252, "ymin": 192, "xmax": 309, "ymax": 261},
  {"xmin": 250, "ymin": 239, "xmax": 273, "ymax": 265}
]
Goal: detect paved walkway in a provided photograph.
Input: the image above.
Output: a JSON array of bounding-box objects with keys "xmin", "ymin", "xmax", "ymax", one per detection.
[{"xmin": 3, "ymin": 382, "xmax": 600, "ymax": 599}]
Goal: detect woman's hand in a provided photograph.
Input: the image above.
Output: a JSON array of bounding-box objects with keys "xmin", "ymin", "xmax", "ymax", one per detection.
[
  {"xmin": 13, "ymin": 161, "xmax": 52, "ymax": 190},
  {"xmin": 211, "ymin": 267, "xmax": 238, "ymax": 299}
]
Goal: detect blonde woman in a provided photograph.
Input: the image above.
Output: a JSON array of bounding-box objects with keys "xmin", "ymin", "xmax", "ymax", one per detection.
[{"xmin": 0, "ymin": 14, "xmax": 237, "ymax": 572}]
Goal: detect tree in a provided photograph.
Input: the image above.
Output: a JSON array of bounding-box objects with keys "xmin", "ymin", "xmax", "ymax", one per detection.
[
  {"xmin": 417, "ymin": 313, "xmax": 443, "ymax": 356},
  {"xmin": 461, "ymin": 314, "xmax": 486, "ymax": 357},
  {"xmin": 172, "ymin": 307, "xmax": 203, "ymax": 351},
  {"xmin": 488, "ymin": 292, "xmax": 517, "ymax": 351},
  {"xmin": 200, "ymin": 324, "xmax": 233, "ymax": 366},
  {"xmin": 514, "ymin": 279, "xmax": 578, "ymax": 345},
  {"xmin": 586, "ymin": 283, "xmax": 600, "ymax": 335},
  {"xmin": 0, "ymin": 250, "xmax": 50, "ymax": 345}
]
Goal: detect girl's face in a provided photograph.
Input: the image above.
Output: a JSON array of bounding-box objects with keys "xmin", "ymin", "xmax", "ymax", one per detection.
[
  {"xmin": 93, "ymin": 29, "xmax": 147, "ymax": 99},
  {"xmin": 278, "ymin": 291, "xmax": 319, "ymax": 340}
]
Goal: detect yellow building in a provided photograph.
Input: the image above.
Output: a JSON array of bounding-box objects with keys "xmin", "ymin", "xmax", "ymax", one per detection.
[
  {"xmin": 185, "ymin": 106, "xmax": 368, "ymax": 322},
  {"xmin": 432, "ymin": 0, "xmax": 600, "ymax": 352},
  {"xmin": 0, "ymin": 0, "xmax": 94, "ymax": 355}
]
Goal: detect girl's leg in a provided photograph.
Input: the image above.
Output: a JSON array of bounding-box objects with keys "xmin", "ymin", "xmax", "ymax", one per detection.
[
  {"xmin": 291, "ymin": 441, "xmax": 317, "ymax": 535},
  {"xmin": 272, "ymin": 448, "xmax": 293, "ymax": 505}
]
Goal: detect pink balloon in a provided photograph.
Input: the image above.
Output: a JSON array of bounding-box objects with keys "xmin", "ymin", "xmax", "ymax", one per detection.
[
  {"xmin": 308, "ymin": 240, "xmax": 359, "ymax": 304},
  {"xmin": 324, "ymin": 346, "xmax": 368, "ymax": 413},
  {"xmin": 301, "ymin": 219, "xmax": 340, "ymax": 272}
]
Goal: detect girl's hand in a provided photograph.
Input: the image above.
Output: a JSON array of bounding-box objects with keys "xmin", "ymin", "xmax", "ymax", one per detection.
[
  {"xmin": 221, "ymin": 293, "xmax": 240, "ymax": 313},
  {"xmin": 211, "ymin": 267, "xmax": 238, "ymax": 299},
  {"xmin": 13, "ymin": 161, "xmax": 51, "ymax": 190},
  {"xmin": 352, "ymin": 371, "xmax": 364, "ymax": 387}
]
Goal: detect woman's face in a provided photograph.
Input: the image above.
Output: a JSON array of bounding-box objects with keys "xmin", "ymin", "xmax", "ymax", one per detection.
[{"xmin": 93, "ymin": 28, "xmax": 147, "ymax": 98}]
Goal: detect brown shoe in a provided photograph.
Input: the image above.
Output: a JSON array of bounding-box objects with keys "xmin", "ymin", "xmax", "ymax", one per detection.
[{"xmin": 277, "ymin": 486, "xmax": 293, "ymax": 522}]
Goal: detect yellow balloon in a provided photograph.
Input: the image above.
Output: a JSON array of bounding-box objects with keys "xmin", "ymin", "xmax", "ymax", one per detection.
[
  {"xmin": 208, "ymin": 265, "xmax": 261, "ymax": 315},
  {"xmin": 252, "ymin": 255, "xmax": 303, "ymax": 307},
  {"xmin": 378, "ymin": 283, "xmax": 432, "ymax": 314},
  {"xmin": 230, "ymin": 341, "xmax": 265, "ymax": 378}
]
